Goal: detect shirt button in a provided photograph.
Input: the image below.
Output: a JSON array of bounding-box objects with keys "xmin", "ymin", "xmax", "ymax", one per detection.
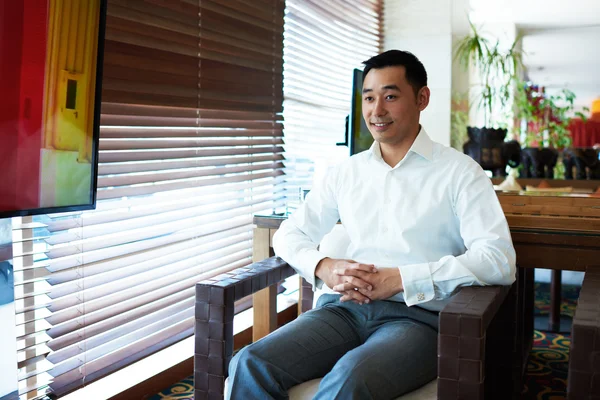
[
  {"xmin": 417, "ymin": 293, "xmax": 425, "ymax": 301},
  {"xmin": 382, "ymin": 227, "xmax": 388, "ymax": 233},
  {"xmin": 384, "ymin": 199, "xmax": 390, "ymax": 204}
]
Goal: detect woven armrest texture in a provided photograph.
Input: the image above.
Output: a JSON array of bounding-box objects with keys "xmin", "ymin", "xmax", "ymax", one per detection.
[
  {"xmin": 194, "ymin": 256, "xmax": 296, "ymax": 400},
  {"xmin": 568, "ymin": 268, "xmax": 600, "ymax": 399},
  {"xmin": 438, "ymin": 284, "xmax": 515, "ymax": 399}
]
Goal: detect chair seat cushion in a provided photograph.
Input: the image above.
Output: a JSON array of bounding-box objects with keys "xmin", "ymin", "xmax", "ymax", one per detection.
[{"xmin": 224, "ymin": 377, "xmax": 437, "ymax": 399}]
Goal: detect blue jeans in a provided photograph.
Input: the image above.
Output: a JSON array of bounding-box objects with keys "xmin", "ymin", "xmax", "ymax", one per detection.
[{"xmin": 227, "ymin": 294, "xmax": 439, "ymax": 399}]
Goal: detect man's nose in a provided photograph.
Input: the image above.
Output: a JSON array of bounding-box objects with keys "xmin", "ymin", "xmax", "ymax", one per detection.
[{"xmin": 373, "ymin": 99, "xmax": 386, "ymax": 116}]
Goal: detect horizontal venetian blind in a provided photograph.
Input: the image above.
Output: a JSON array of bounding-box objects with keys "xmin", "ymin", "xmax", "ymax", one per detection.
[
  {"xmin": 13, "ymin": 0, "xmax": 285, "ymax": 398},
  {"xmin": 282, "ymin": 0, "xmax": 382, "ymax": 197}
]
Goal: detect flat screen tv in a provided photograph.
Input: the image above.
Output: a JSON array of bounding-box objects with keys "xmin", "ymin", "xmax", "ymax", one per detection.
[
  {"xmin": 0, "ymin": 0, "xmax": 106, "ymax": 218},
  {"xmin": 341, "ymin": 68, "xmax": 374, "ymax": 155}
]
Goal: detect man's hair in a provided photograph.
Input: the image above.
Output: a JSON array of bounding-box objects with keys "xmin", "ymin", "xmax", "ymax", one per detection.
[{"xmin": 362, "ymin": 50, "xmax": 427, "ymax": 97}]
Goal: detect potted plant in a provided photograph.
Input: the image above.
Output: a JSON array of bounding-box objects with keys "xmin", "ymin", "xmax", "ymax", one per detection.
[
  {"xmin": 454, "ymin": 21, "xmax": 524, "ymax": 176},
  {"xmin": 514, "ymin": 80, "xmax": 589, "ymax": 178},
  {"xmin": 514, "ymin": 81, "xmax": 588, "ymax": 148}
]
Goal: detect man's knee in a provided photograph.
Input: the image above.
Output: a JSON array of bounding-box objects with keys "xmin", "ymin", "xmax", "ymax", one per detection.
[
  {"xmin": 228, "ymin": 347, "xmax": 243, "ymax": 377},
  {"xmin": 229, "ymin": 344, "xmax": 258, "ymax": 378}
]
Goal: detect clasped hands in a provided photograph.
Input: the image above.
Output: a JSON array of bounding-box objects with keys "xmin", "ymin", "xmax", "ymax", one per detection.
[{"xmin": 315, "ymin": 258, "xmax": 403, "ymax": 304}]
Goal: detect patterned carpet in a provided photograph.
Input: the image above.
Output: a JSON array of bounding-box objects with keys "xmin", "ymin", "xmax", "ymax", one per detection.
[
  {"xmin": 521, "ymin": 330, "xmax": 571, "ymax": 400},
  {"xmin": 151, "ymin": 377, "xmax": 194, "ymax": 400},
  {"xmin": 151, "ymin": 283, "xmax": 579, "ymax": 400},
  {"xmin": 519, "ymin": 282, "xmax": 579, "ymax": 400}
]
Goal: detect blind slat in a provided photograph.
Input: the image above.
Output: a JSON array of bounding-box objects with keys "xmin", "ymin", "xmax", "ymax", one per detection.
[
  {"xmin": 99, "ymin": 154, "xmax": 284, "ymax": 175},
  {"xmin": 44, "ymin": 180, "xmax": 284, "ymax": 233},
  {"xmin": 48, "ymin": 230, "xmax": 253, "ymax": 298},
  {"xmin": 97, "ymin": 169, "xmax": 284, "ymax": 199},
  {"xmin": 45, "ymin": 252, "xmax": 251, "ymax": 339},
  {"xmin": 98, "ymin": 161, "xmax": 284, "ymax": 187},
  {"xmin": 49, "ymin": 323, "xmax": 194, "ymax": 397},
  {"xmin": 99, "ymin": 145, "xmax": 284, "ymax": 163},
  {"xmin": 44, "ymin": 201, "xmax": 274, "ymax": 260},
  {"xmin": 99, "ymin": 138, "xmax": 284, "ymax": 151},
  {"xmin": 47, "ymin": 304, "xmax": 195, "ymax": 374}
]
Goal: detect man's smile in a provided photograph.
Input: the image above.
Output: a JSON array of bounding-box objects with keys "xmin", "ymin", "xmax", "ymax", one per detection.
[{"xmin": 371, "ymin": 121, "xmax": 393, "ymax": 131}]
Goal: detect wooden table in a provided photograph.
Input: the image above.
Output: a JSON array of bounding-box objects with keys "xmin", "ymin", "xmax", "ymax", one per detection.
[{"xmin": 497, "ymin": 191, "xmax": 600, "ymax": 331}]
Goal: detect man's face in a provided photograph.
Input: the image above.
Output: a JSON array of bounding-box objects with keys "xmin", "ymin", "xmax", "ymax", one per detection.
[{"xmin": 361, "ymin": 66, "xmax": 429, "ymax": 146}]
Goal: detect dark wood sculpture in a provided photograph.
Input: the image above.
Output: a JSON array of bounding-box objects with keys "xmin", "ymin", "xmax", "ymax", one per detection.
[
  {"xmin": 463, "ymin": 127, "xmax": 521, "ymax": 177},
  {"xmin": 520, "ymin": 147, "xmax": 559, "ymax": 179},
  {"xmin": 562, "ymin": 147, "xmax": 600, "ymax": 180}
]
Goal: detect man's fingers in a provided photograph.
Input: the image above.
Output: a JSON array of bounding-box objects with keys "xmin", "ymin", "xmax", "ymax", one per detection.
[
  {"xmin": 332, "ymin": 278, "xmax": 372, "ymax": 292},
  {"xmin": 340, "ymin": 290, "xmax": 371, "ymax": 304},
  {"xmin": 346, "ymin": 276, "xmax": 372, "ymax": 290},
  {"xmin": 333, "ymin": 262, "xmax": 377, "ymax": 276},
  {"xmin": 351, "ymin": 263, "xmax": 378, "ymax": 273},
  {"xmin": 332, "ymin": 282, "xmax": 353, "ymax": 292}
]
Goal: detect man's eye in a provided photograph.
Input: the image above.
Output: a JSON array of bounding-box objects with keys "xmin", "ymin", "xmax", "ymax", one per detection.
[
  {"xmin": 386, "ymin": 95, "xmax": 396, "ymax": 100},
  {"xmin": 363, "ymin": 97, "xmax": 373, "ymax": 102}
]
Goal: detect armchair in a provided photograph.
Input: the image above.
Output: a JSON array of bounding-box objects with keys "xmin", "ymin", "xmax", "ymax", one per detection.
[
  {"xmin": 194, "ymin": 257, "xmax": 519, "ymax": 400},
  {"xmin": 567, "ymin": 267, "xmax": 600, "ymax": 399}
]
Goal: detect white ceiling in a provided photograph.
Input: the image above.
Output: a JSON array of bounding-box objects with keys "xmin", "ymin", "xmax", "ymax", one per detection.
[{"xmin": 469, "ymin": 0, "xmax": 600, "ymax": 111}]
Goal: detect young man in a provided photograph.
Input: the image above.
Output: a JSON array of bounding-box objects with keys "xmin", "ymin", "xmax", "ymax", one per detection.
[{"xmin": 227, "ymin": 50, "xmax": 516, "ymax": 399}]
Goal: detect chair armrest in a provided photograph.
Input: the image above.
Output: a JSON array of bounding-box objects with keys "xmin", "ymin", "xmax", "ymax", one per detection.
[
  {"xmin": 194, "ymin": 256, "xmax": 296, "ymax": 400},
  {"xmin": 437, "ymin": 283, "xmax": 516, "ymax": 400},
  {"xmin": 567, "ymin": 267, "xmax": 600, "ymax": 398}
]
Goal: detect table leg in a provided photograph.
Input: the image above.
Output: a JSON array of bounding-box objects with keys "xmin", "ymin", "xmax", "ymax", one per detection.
[
  {"xmin": 549, "ymin": 269, "xmax": 562, "ymax": 332},
  {"xmin": 253, "ymin": 286, "xmax": 277, "ymax": 341}
]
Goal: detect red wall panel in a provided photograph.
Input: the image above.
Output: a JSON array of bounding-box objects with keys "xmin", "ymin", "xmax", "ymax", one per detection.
[
  {"xmin": 16, "ymin": 0, "xmax": 48, "ymax": 209},
  {"xmin": 0, "ymin": 2, "xmax": 25, "ymax": 212},
  {"xmin": 0, "ymin": 0, "xmax": 48, "ymax": 213}
]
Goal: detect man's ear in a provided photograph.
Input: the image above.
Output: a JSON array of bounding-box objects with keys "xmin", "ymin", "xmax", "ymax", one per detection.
[{"xmin": 417, "ymin": 87, "xmax": 430, "ymax": 111}]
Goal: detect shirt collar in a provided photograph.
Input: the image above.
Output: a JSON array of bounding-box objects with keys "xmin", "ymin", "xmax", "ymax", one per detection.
[{"xmin": 369, "ymin": 126, "xmax": 434, "ymax": 163}]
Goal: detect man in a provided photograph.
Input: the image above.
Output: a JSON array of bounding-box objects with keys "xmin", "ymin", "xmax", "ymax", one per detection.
[{"xmin": 227, "ymin": 50, "xmax": 516, "ymax": 399}]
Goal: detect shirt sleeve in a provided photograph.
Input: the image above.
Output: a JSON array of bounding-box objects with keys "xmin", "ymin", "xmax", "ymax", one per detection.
[
  {"xmin": 272, "ymin": 166, "xmax": 342, "ymax": 288},
  {"xmin": 399, "ymin": 161, "xmax": 517, "ymax": 307}
]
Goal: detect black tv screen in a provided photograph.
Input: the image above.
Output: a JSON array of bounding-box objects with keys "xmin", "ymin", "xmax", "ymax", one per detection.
[
  {"xmin": 348, "ymin": 68, "xmax": 374, "ymax": 155},
  {"xmin": 0, "ymin": 0, "xmax": 106, "ymax": 218}
]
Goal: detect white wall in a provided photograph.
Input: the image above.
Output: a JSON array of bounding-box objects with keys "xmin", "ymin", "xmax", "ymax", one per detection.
[
  {"xmin": 383, "ymin": 0, "xmax": 453, "ymax": 147},
  {"xmin": 522, "ymin": 26, "xmax": 600, "ymax": 113},
  {"xmin": 451, "ymin": 0, "xmax": 471, "ymax": 93}
]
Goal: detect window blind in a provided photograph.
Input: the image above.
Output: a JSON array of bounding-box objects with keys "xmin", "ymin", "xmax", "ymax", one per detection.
[
  {"xmin": 282, "ymin": 0, "xmax": 383, "ymax": 199},
  {"xmin": 12, "ymin": 0, "xmax": 284, "ymax": 398}
]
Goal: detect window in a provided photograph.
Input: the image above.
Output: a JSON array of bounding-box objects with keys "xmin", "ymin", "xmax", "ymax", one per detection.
[
  {"xmin": 13, "ymin": 0, "xmax": 284, "ymax": 398},
  {"xmin": 282, "ymin": 0, "xmax": 383, "ymax": 198}
]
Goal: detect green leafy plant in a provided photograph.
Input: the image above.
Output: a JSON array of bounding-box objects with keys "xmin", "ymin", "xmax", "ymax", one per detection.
[
  {"xmin": 454, "ymin": 21, "xmax": 524, "ymax": 129},
  {"xmin": 450, "ymin": 92, "xmax": 469, "ymax": 150},
  {"xmin": 514, "ymin": 80, "xmax": 589, "ymax": 149}
]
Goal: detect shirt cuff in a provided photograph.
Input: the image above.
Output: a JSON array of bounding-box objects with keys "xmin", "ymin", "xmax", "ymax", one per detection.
[
  {"xmin": 296, "ymin": 248, "xmax": 328, "ymax": 289},
  {"xmin": 398, "ymin": 263, "xmax": 435, "ymax": 306}
]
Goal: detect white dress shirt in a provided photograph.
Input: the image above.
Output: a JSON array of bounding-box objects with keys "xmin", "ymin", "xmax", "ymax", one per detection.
[{"xmin": 272, "ymin": 128, "xmax": 516, "ymax": 311}]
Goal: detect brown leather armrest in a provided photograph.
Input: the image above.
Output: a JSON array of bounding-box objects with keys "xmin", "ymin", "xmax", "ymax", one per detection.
[
  {"xmin": 194, "ymin": 256, "xmax": 295, "ymax": 400},
  {"xmin": 438, "ymin": 283, "xmax": 516, "ymax": 399},
  {"xmin": 568, "ymin": 267, "xmax": 600, "ymax": 398}
]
